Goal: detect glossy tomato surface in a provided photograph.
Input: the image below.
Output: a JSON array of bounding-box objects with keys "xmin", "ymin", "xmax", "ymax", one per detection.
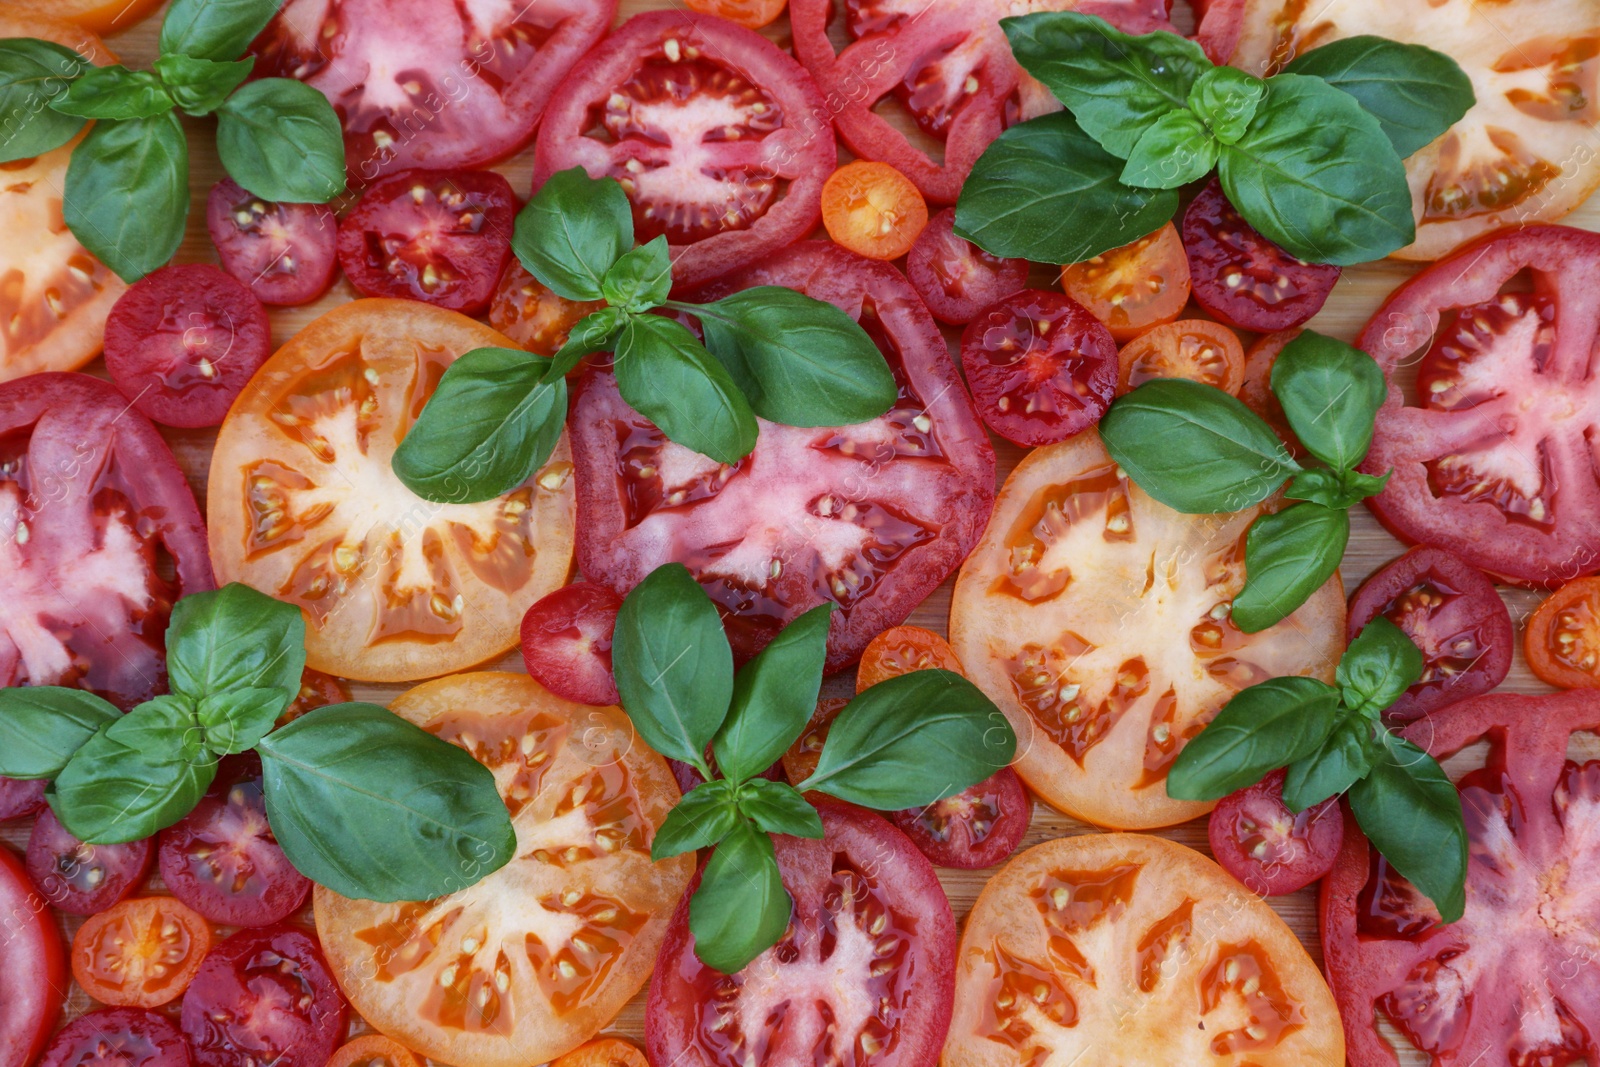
[
  {"xmin": 520, "ymin": 582, "xmax": 623, "ymax": 706},
  {"xmin": 0, "ymin": 775, "xmax": 46, "ymax": 819},
  {"xmin": 906, "ymin": 208, "xmax": 1029, "ymax": 325},
  {"xmin": 1115, "ymin": 318, "xmax": 1245, "ymax": 395},
  {"xmin": 26, "ymin": 808, "xmax": 153, "ymax": 915},
  {"xmin": 38, "ymin": 1007, "xmax": 191, "ymax": 1067},
  {"xmin": 0, "ymin": 843, "xmax": 65, "ymax": 1067},
  {"xmin": 821, "ymin": 160, "xmax": 930, "ymax": 261},
  {"xmin": 1238, "ymin": 330, "xmax": 1301, "ymax": 453},
  {"xmin": 1525, "ymin": 576, "xmax": 1600, "ymax": 687},
  {"xmin": 1207, "ymin": 769, "xmax": 1341, "ymax": 896},
  {"xmin": 891, "ymin": 767, "xmax": 1032, "ymax": 870},
  {"xmin": 490, "ymin": 263, "xmax": 605, "ymax": 357},
  {"xmin": 1061, "ymin": 222, "xmax": 1190, "ymax": 341},
  {"xmin": 72, "ymin": 896, "xmax": 213, "ymax": 1009},
  {"xmin": 206, "ymin": 178, "xmax": 338, "ymax": 307}
]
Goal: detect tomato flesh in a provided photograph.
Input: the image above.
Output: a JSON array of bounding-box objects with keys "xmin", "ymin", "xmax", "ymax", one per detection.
[
  {"xmin": 490, "ymin": 263, "xmax": 605, "ymax": 357},
  {"xmin": 326, "ymin": 1035, "xmax": 422, "ymax": 1067},
  {"xmin": 72, "ymin": 896, "xmax": 213, "ymax": 1009},
  {"xmin": 27, "ymin": 808, "xmax": 153, "ymax": 916},
  {"xmin": 520, "ymin": 583, "xmax": 623, "ymax": 707},
  {"xmin": 1116, "ymin": 318, "xmax": 1245, "ymax": 395},
  {"xmin": 38, "ymin": 1007, "xmax": 190, "ymax": 1067},
  {"xmin": 280, "ymin": 668, "xmax": 351, "ymax": 725},
  {"xmin": 207, "ymin": 178, "xmax": 338, "ymax": 307},
  {"xmin": 906, "ymin": 208, "xmax": 1029, "ymax": 326},
  {"xmin": 0, "ymin": 843, "xmax": 64, "ymax": 1067},
  {"xmin": 891, "ymin": 766, "xmax": 1031, "ymax": 870},
  {"xmin": 822, "ymin": 161, "xmax": 929, "ymax": 261},
  {"xmin": 1062, "ymin": 222, "xmax": 1191, "ymax": 341},
  {"xmin": 0, "ymin": 775, "xmax": 46, "ymax": 819},
  {"xmin": 1238, "ymin": 330, "xmax": 1301, "ymax": 454},
  {"xmin": 1208, "ymin": 769, "xmax": 1341, "ymax": 896},
  {"xmin": 1525, "ymin": 576, "xmax": 1600, "ymax": 688},
  {"xmin": 855, "ymin": 625, "xmax": 964, "ymax": 693}
]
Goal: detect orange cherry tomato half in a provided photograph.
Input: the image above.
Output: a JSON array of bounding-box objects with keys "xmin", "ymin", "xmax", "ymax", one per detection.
[
  {"xmin": 1061, "ymin": 222, "xmax": 1190, "ymax": 341},
  {"xmin": 821, "ymin": 161, "xmax": 928, "ymax": 261},
  {"xmin": 326, "ymin": 1034, "xmax": 424, "ymax": 1067},
  {"xmin": 683, "ymin": 0, "xmax": 787, "ymax": 28},
  {"xmin": 781, "ymin": 698, "xmax": 848, "ymax": 784},
  {"xmin": 489, "ymin": 262, "xmax": 605, "ymax": 358},
  {"xmin": 71, "ymin": 896, "xmax": 213, "ymax": 1009},
  {"xmin": 856, "ymin": 625, "xmax": 965, "ymax": 693},
  {"xmin": 1117, "ymin": 319, "xmax": 1245, "ymax": 396},
  {"xmin": 552, "ymin": 1037, "xmax": 648, "ymax": 1067},
  {"xmin": 1525, "ymin": 577, "xmax": 1600, "ymax": 688},
  {"xmin": 5, "ymin": 0, "xmax": 163, "ymax": 33}
]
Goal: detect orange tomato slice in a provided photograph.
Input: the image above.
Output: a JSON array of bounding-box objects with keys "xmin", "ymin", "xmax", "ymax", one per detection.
[
  {"xmin": 856, "ymin": 625, "xmax": 965, "ymax": 693},
  {"xmin": 1525, "ymin": 577, "xmax": 1600, "ymax": 688},
  {"xmin": 71, "ymin": 896, "xmax": 213, "ymax": 1008},
  {"xmin": 1061, "ymin": 223, "xmax": 1190, "ymax": 341},
  {"xmin": 821, "ymin": 161, "xmax": 929, "ymax": 260},
  {"xmin": 1117, "ymin": 319, "xmax": 1245, "ymax": 395},
  {"xmin": 326, "ymin": 1034, "xmax": 424, "ymax": 1067},
  {"xmin": 552, "ymin": 1037, "xmax": 648, "ymax": 1067}
]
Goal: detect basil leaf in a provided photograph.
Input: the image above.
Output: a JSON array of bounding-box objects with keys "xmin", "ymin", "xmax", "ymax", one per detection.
[
  {"xmin": 1349, "ymin": 732, "xmax": 1467, "ymax": 923},
  {"xmin": 0, "ymin": 38, "xmax": 88, "ymax": 163},
  {"xmin": 615, "ymin": 314, "xmax": 758, "ymax": 465},
  {"xmin": 0, "ymin": 686, "xmax": 120, "ymax": 779},
  {"xmin": 51, "ymin": 725, "xmax": 216, "ymax": 844},
  {"xmin": 713, "ymin": 603, "xmax": 831, "ymax": 784},
  {"xmin": 1218, "ymin": 73, "xmax": 1414, "ymax": 266},
  {"xmin": 166, "ymin": 583, "xmax": 305, "ymax": 706},
  {"xmin": 1000, "ymin": 12, "xmax": 1209, "ymax": 158},
  {"xmin": 515, "ymin": 167, "xmax": 633, "ymax": 301},
  {"xmin": 1165, "ymin": 676, "xmax": 1341, "ymax": 800},
  {"xmin": 1284, "ymin": 36, "xmax": 1474, "ymax": 159},
  {"xmin": 1188, "ymin": 66, "xmax": 1265, "ymax": 145},
  {"xmin": 1282, "ymin": 715, "xmax": 1375, "ymax": 811},
  {"xmin": 51, "ymin": 65, "xmax": 173, "ymax": 119},
  {"xmin": 542, "ymin": 308, "xmax": 625, "ymax": 383},
  {"xmin": 216, "ymin": 78, "xmax": 345, "ymax": 202},
  {"xmin": 689, "ymin": 817, "xmax": 791, "ymax": 974},
  {"xmin": 1098, "ymin": 379, "xmax": 1299, "ymax": 513},
  {"xmin": 1120, "ymin": 109, "xmax": 1217, "ymax": 190},
  {"xmin": 686, "ymin": 288, "xmax": 897, "ymax": 427},
  {"xmin": 105, "ymin": 695, "xmax": 206, "ymax": 765},
  {"xmin": 1232, "ymin": 503, "xmax": 1349, "ymax": 633},
  {"xmin": 198, "ymin": 687, "xmax": 285, "ymax": 755},
  {"xmin": 64, "ymin": 112, "xmax": 188, "ymax": 282},
  {"xmin": 601, "ymin": 236, "xmax": 672, "ymax": 313},
  {"xmin": 653, "ymin": 779, "xmax": 741, "ymax": 861},
  {"xmin": 1284, "ymin": 466, "xmax": 1390, "ymax": 510},
  {"xmin": 953, "ymin": 112, "xmax": 1178, "ymax": 264},
  {"xmin": 1338, "ymin": 616, "xmax": 1425, "ymax": 715},
  {"xmin": 393, "ymin": 347, "xmax": 567, "ymax": 505},
  {"xmin": 153, "ymin": 54, "xmax": 252, "ymax": 116},
  {"xmin": 612, "ymin": 563, "xmax": 734, "ymax": 773},
  {"xmin": 798, "ymin": 670, "xmax": 1015, "ymax": 809},
  {"xmin": 1269, "ymin": 330, "xmax": 1387, "ymax": 472},
  {"xmin": 738, "ymin": 778, "xmax": 824, "ymax": 839},
  {"xmin": 258, "ymin": 703, "xmax": 515, "ymax": 901},
  {"xmin": 160, "ymin": 0, "xmax": 281, "ymax": 62}
]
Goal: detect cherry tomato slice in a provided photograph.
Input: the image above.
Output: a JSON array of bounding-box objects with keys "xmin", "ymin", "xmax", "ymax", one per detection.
[
  {"xmin": 1208, "ymin": 769, "xmax": 1341, "ymax": 896},
  {"xmin": 207, "ymin": 178, "xmax": 338, "ymax": 307},
  {"xmin": 520, "ymin": 583, "xmax": 623, "ymax": 707},
  {"xmin": 72, "ymin": 896, "xmax": 213, "ymax": 1008},
  {"xmin": 781, "ymin": 698, "xmax": 848, "ymax": 785},
  {"xmin": 890, "ymin": 766, "xmax": 1030, "ymax": 870},
  {"xmin": 1062, "ymin": 222, "xmax": 1191, "ymax": 341},
  {"xmin": 856, "ymin": 625, "xmax": 964, "ymax": 693},
  {"xmin": 0, "ymin": 775, "xmax": 45, "ymax": 819},
  {"xmin": 38, "ymin": 1007, "xmax": 189, "ymax": 1067},
  {"xmin": 280, "ymin": 667, "xmax": 351, "ymax": 725},
  {"xmin": 683, "ymin": 0, "xmax": 786, "ymax": 27},
  {"xmin": 0, "ymin": 843, "xmax": 64, "ymax": 1067},
  {"xmin": 27, "ymin": 808, "xmax": 152, "ymax": 915},
  {"xmin": 821, "ymin": 161, "xmax": 929, "ymax": 261},
  {"xmin": 1238, "ymin": 329, "xmax": 1301, "ymax": 453},
  {"xmin": 1116, "ymin": 318, "xmax": 1246, "ymax": 395},
  {"xmin": 489, "ymin": 263, "xmax": 605, "ymax": 357},
  {"xmin": 326, "ymin": 1034, "xmax": 423, "ymax": 1067},
  {"xmin": 553, "ymin": 1037, "xmax": 648, "ymax": 1067},
  {"xmin": 905, "ymin": 208, "xmax": 1029, "ymax": 326},
  {"xmin": 960, "ymin": 289, "xmax": 1118, "ymax": 446},
  {"xmin": 1525, "ymin": 576, "xmax": 1600, "ymax": 688}
]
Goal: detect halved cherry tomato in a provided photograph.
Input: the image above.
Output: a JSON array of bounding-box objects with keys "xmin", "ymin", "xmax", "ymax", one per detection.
[
  {"xmin": 71, "ymin": 896, "xmax": 213, "ymax": 1009},
  {"xmin": 0, "ymin": 843, "xmax": 64, "ymax": 1067},
  {"xmin": 207, "ymin": 177, "xmax": 338, "ymax": 307},
  {"xmin": 0, "ymin": 776, "xmax": 46, "ymax": 819},
  {"xmin": 821, "ymin": 161, "xmax": 929, "ymax": 261},
  {"xmin": 280, "ymin": 668, "xmax": 351, "ymax": 725},
  {"xmin": 856, "ymin": 625, "xmax": 964, "ymax": 693},
  {"xmin": 553, "ymin": 1037, "xmax": 647, "ymax": 1067},
  {"xmin": 961, "ymin": 289, "xmax": 1118, "ymax": 446},
  {"xmin": 1238, "ymin": 329, "xmax": 1300, "ymax": 452},
  {"xmin": 489, "ymin": 263, "xmax": 605, "ymax": 357},
  {"xmin": 906, "ymin": 208, "xmax": 1029, "ymax": 326},
  {"xmin": 1208, "ymin": 769, "xmax": 1341, "ymax": 896},
  {"xmin": 27, "ymin": 808, "xmax": 152, "ymax": 916},
  {"xmin": 38, "ymin": 1008, "xmax": 189, "ymax": 1067},
  {"xmin": 326, "ymin": 1034, "xmax": 423, "ymax": 1067},
  {"xmin": 1525, "ymin": 576, "xmax": 1600, "ymax": 688},
  {"xmin": 521, "ymin": 583, "xmax": 623, "ymax": 707},
  {"xmin": 890, "ymin": 767, "xmax": 1031, "ymax": 870},
  {"xmin": 1116, "ymin": 318, "xmax": 1246, "ymax": 395},
  {"xmin": 684, "ymin": 0, "xmax": 787, "ymax": 27},
  {"xmin": 6, "ymin": 0, "xmax": 161, "ymax": 33},
  {"xmin": 1062, "ymin": 222, "xmax": 1190, "ymax": 341}
]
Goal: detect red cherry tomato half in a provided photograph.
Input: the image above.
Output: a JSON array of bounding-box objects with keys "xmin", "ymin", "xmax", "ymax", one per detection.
[
  {"xmin": 960, "ymin": 289, "xmax": 1118, "ymax": 446},
  {"xmin": 1208, "ymin": 769, "xmax": 1342, "ymax": 897},
  {"xmin": 336, "ymin": 168, "xmax": 515, "ymax": 315},
  {"xmin": 206, "ymin": 177, "xmax": 338, "ymax": 307},
  {"xmin": 890, "ymin": 766, "xmax": 1030, "ymax": 870},
  {"xmin": 0, "ymin": 775, "xmax": 45, "ymax": 819},
  {"xmin": 520, "ymin": 583, "xmax": 623, "ymax": 707},
  {"xmin": 906, "ymin": 208, "xmax": 1029, "ymax": 326},
  {"xmin": 103, "ymin": 263, "xmax": 273, "ymax": 429},
  {"xmin": 37, "ymin": 1007, "xmax": 190, "ymax": 1067},
  {"xmin": 0, "ymin": 843, "xmax": 65, "ymax": 1067},
  {"xmin": 26, "ymin": 808, "xmax": 153, "ymax": 916}
]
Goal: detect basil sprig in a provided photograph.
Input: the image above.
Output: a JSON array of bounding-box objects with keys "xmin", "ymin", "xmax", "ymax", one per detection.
[
  {"xmin": 955, "ymin": 12, "xmax": 1474, "ymax": 265},
  {"xmin": 615, "ymin": 564, "xmax": 1015, "ymax": 974},
  {"xmin": 0, "ymin": 583, "xmax": 514, "ymax": 903},
  {"xmin": 1100, "ymin": 329, "xmax": 1390, "ymax": 631},
  {"xmin": 1168, "ymin": 618, "xmax": 1467, "ymax": 922},
  {"xmin": 395, "ymin": 168, "xmax": 897, "ymax": 505}
]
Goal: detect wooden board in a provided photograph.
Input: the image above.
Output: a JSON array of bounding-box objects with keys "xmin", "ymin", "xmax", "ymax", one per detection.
[{"xmin": 2, "ymin": 2, "xmax": 1588, "ymax": 1064}]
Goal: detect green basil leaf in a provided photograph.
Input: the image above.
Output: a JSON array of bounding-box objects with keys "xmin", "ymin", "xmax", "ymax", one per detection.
[
  {"xmin": 1188, "ymin": 66, "xmax": 1265, "ymax": 145},
  {"xmin": 1338, "ymin": 616, "xmax": 1425, "ymax": 715},
  {"xmin": 738, "ymin": 778, "xmax": 824, "ymax": 839},
  {"xmin": 953, "ymin": 112, "xmax": 1178, "ymax": 264},
  {"xmin": 686, "ymin": 288, "xmax": 897, "ymax": 427},
  {"xmin": 1098, "ymin": 379, "xmax": 1299, "ymax": 514},
  {"xmin": 1165, "ymin": 676, "xmax": 1341, "ymax": 800},
  {"xmin": 1000, "ymin": 12, "xmax": 1209, "ymax": 157},
  {"xmin": 1232, "ymin": 503, "xmax": 1349, "ymax": 633},
  {"xmin": 51, "ymin": 65, "xmax": 173, "ymax": 119},
  {"xmin": 614, "ymin": 314, "xmax": 758, "ymax": 465},
  {"xmin": 1269, "ymin": 330, "xmax": 1387, "ymax": 472},
  {"xmin": 160, "ymin": 0, "xmax": 281, "ymax": 62},
  {"xmin": 393, "ymin": 347, "xmax": 567, "ymax": 505},
  {"xmin": 652, "ymin": 779, "xmax": 740, "ymax": 861},
  {"xmin": 1119, "ymin": 109, "xmax": 1217, "ymax": 190},
  {"xmin": 1282, "ymin": 715, "xmax": 1375, "ymax": 811},
  {"xmin": 689, "ymin": 817, "xmax": 790, "ymax": 974},
  {"xmin": 713, "ymin": 603, "xmax": 831, "ymax": 784},
  {"xmin": 0, "ymin": 686, "xmax": 120, "ymax": 779},
  {"xmin": 612, "ymin": 563, "xmax": 735, "ymax": 773},
  {"xmin": 1284, "ymin": 466, "xmax": 1390, "ymax": 510},
  {"xmin": 105, "ymin": 695, "xmax": 206, "ymax": 765},
  {"xmin": 1348, "ymin": 732, "xmax": 1466, "ymax": 923},
  {"xmin": 64, "ymin": 112, "xmax": 188, "ymax": 282},
  {"xmin": 216, "ymin": 78, "xmax": 345, "ymax": 202},
  {"xmin": 166, "ymin": 583, "xmax": 305, "ymax": 707},
  {"xmin": 0, "ymin": 38, "xmax": 89, "ymax": 163},
  {"xmin": 1283, "ymin": 36, "xmax": 1474, "ymax": 159},
  {"xmin": 601, "ymin": 235, "xmax": 672, "ymax": 313},
  {"xmin": 152, "ymin": 54, "xmax": 252, "ymax": 116},
  {"xmin": 257, "ymin": 703, "xmax": 515, "ymax": 901},
  {"xmin": 799, "ymin": 670, "xmax": 1015, "ymax": 809},
  {"xmin": 198, "ymin": 687, "xmax": 285, "ymax": 756},
  {"xmin": 515, "ymin": 167, "xmax": 633, "ymax": 301},
  {"xmin": 542, "ymin": 308, "xmax": 625, "ymax": 383},
  {"xmin": 51, "ymin": 725, "xmax": 215, "ymax": 844},
  {"xmin": 1218, "ymin": 73, "xmax": 1414, "ymax": 266}
]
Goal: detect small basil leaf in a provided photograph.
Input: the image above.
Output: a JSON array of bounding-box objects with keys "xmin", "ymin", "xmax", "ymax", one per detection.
[
  {"xmin": 1348, "ymin": 732, "xmax": 1467, "ymax": 924},
  {"xmin": 1188, "ymin": 66, "xmax": 1266, "ymax": 145},
  {"xmin": 799, "ymin": 670, "xmax": 1016, "ymax": 810},
  {"xmin": 1282, "ymin": 715, "xmax": 1375, "ymax": 812},
  {"xmin": 64, "ymin": 112, "xmax": 189, "ymax": 282},
  {"xmin": 1284, "ymin": 467, "xmax": 1390, "ymax": 509},
  {"xmin": 166, "ymin": 583, "xmax": 306, "ymax": 705},
  {"xmin": 738, "ymin": 778, "xmax": 824, "ymax": 839},
  {"xmin": 1338, "ymin": 616, "xmax": 1425, "ymax": 715},
  {"xmin": 714, "ymin": 603, "xmax": 831, "ymax": 784},
  {"xmin": 1269, "ymin": 330, "xmax": 1387, "ymax": 472},
  {"xmin": 601, "ymin": 236, "xmax": 672, "ymax": 313},
  {"xmin": 197, "ymin": 687, "xmax": 285, "ymax": 756},
  {"xmin": 1120, "ymin": 109, "xmax": 1217, "ymax": 190},
  {"xmin": 1098, "ymin": 379, "xmax": 1299, "ymax": 514},
  {"xmin": 393, "ymin": 347, "xmax": 567, "ymax": 505},
  {"xmin": 160, "ymin": 0, "xmax": 280, "ymax": 62},
  {"xmin": 0, "ymin": 687, "xmax": 121, "ymax": 779},
  {"xmin": 0, "ymin": 39, "xmax": 88, "ymax": 163},
  {"xmin": 153, "ymin": 54, "xmax": 252, "ymax": 116},
  {"xmin": 515, "ymin": 167, "xmax": 633, "ymax": 301},
  {"xmin": 689, "ymin": 817, "xmax": 791, "ymax": 974},
  {"xmin": 1232, "ymin": 503, "xmax": 1349, "ymax": 633},
  {"xmin": 542, "ymin": 308, "xmax": 625, "ymax": 383},
  {"xmin": 105, "ymin": 695, "xmax": 206, "ymax": 765},
  {"xmin": 51, "ymin": 725, "xmax": 216, "ymax": 844},
  {"xmin": 652, "ymin": 779, "xmax": 740, "ymax": 861},
  {"xmin": 51, "ymin": 65, "xmax": 173, "ymax": 120},
  {"xmin": 1165, "ymin": 676, "xmax": 1341, "ymax": 800},
  {"xmin": 216, "ymin": 78, "xmax": 345, "ymax": 202},
  {"xmin": 257, "ymin": 703, "xmax": 516, "ymax": 901},
  {"xmin": 614, "ymin": 314, "xmax": 758, "ymax": 465}
]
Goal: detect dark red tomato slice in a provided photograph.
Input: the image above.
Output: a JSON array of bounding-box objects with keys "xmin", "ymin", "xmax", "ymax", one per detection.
[
  {"xmin": 180, "ymin": 924, "xmax": 348, "ymax": 1067},
  {"xmin": 1358, "ymin": 225, "xmax": 1600, "ymax": 586},
  {"xmin": 889, "ymin": 766, "xmax": 1030, "ymax": 869},
  {"xmin": 27, "ymin": 807, "xmax": 153, "ymax": 916},
  {"xmin": 0, "ymin": 843, "xmax": 65, "ymax": 1067},
  {"xmin": 103, "ymin": 264, "xmax": 273, "ymax": 429},
  {"xmin": 1346, "ymin": 547, "xmax": 1512, "ymax": 722},
  {"xmin": 250, "ymin": 0, "xmax": 615, "ymax": 179},
  {"xmin": 0, "ymin": 775, "xmax": 45, "ymax": 819},
  {"xmin": 959, "ymin": 289, "xmax": 1118, "ymax": 447},
  {"xmin": 790, "ymin": 0, "xmax": 1174, "ymax": 203},
  {"xmin": 1207, "ymin": 769, "xmax": 1341, "ymax": 897},
  {"xmin": 520, "ymin": 583, "xmax": 623, "ymax": 707},
  {"xmin": 534, "ymin": 11, "xmax": 837, "ymax": 292},
  {"xmin": 38, "ymin": 1007, "xmax": 191, "ymax": 1067},
  {"xmin": 575, "ymin": 242, "xmax": 995, "ymax": 672},
  {"xmin": 905, "ymin": 208, "xmax": 1030, "ymax": 325},
  {"xmin": 1182, "ymin": 179, "xmax": 1341, "ymax": 332},
  {"xmin": 206, "ymin": 177, "xmax": 338, "ymax": 307},
  {"xmin": 337, "ymin": 168, "xmax": 515, "ymax": 315},
  {"xmin": 646, "ymin": 800, "xmax": 955, "ymax": 1067}
]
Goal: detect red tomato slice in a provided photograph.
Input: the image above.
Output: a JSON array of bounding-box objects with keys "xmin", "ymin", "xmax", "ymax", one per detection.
[
  {"xmin": 891, "ymin": 767, "xmax": 1031, "ymax": 870},
  {"xmin": 1359, "ymin": 225, "xmax": 1600, "ymax": 586},
  {"xmin": 534, "ymin": 11, "xmax": 837, "ymax": 292},
  {"xmin": 0, "ymin": 843, "xmax": 64, "ymax": 1067},
  {"xmin": 38, "ymin": 1007, "xmax": 189, "ymax": 1067},
  {"xmin": 27, "ymin": 804, "xmax": 153, "ymax": 917},
  {"xmin": 1525, "ymin": 576, "xmax": 1600, "ymax": 688},
  {"xmin": 250, "ymin": 0, "xmax": 615, "ymax": 179},
  {"xmin": 1238, "ymin": 329, "xmax": 1301, "ymax": 454},
  {"xmin": 0, "ymin": 775, "xmax": 46, "ymax": 819},
  {"xmin": 1207, "ymin": 769, "xmax": 1341, "ymax": 896},
  {"xmin": 521, "ymin": 583, "xmax": 623, "ymax": 707},
  {"xmin": 207, "ymin": 178, "xmax": 338, "ymax": 307},
  {"xmin": 646, "ymin": 801, "xmax": 956, "ymax": 1067},
  {"xmin": 575, "ymin": 242, "xmax": 996, "ymax": 672},
  {"xmin": 906, "ymin": 208, "xmax": 1030, "ymax": 326}
]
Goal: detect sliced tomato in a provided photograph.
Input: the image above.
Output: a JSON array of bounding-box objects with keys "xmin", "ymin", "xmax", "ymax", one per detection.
[
  {"xmin": 207, "ymin": 177, "xmax": 338, "ymax": 307},
  {"xmin": 250, "ymin": 0, "xmax": 615, "ymax": 178},
  {"xmin": 280, "ymin": 667, "xmax": 351, "ymax": 725},
  {"xmin": 856, "ymin": 625, "xmax": 965, "ymax": 693},
  {"xmin": 647, "ymin": 800, "xmax": 956, "ymax": 1067},
  {"xmin": 576, "ymin": 242, "xmax": 995, "ymax": 672},
  {"xmin": 553, "ymin": 1037, "xmax": 647, "ymax": 1067},
  {"xmin": 1116, "ymin": 319, "xmax": 1246, "ymax": 395},
  {"xmin": 1525, "ymin": 576, "xmax": 1600, "ymax": 688},
  {"xmin": 780, "ymin": 697, "xmax": 848, "ymax": 784},
  {"xmin": 0, "ymin": 775, "xmax": 46, "ymax": 819},
  {"xmin": 71, "ymin": 896, "xmax": 213, "ymax": 1009},
  {"xmin": 207, "ymin": 300, "xmax": 575, "ymax": 682},
  {"xmin": 1239, "ymin": 329, "xmax": 1301, "ymax": 453},
  {"xmin": 5, "ymin": 0, "xmax": 161, "ymax": 33},
  {"xmin": 489, "ymin": 263, "xmax": 605, "ymax": 358},
  {"xmin": 0, "ymin": 843, "xmax": 64, "ymax": 1067},
  {"xmin": 27, "ymin": 805, "xmax": 153, "ymax": 916},
  {"xmin": 683, "ymin": 0, "xmax": 787, "ymax": 28},
  {"xmin": 314, "ymin": 672, "xmax": 693, "ymax": 1067},
  {"xmin": 533, "ymin": 11, "xmax": 837, "ymax": 292},
  {"xmin": 891, "ymin": 767, "xmax": 1031, "ymax": 870},
  {"xmin": 326, "ymin": 1035, "xmax": 422, "ymax": 1067},
  {"xmin": 1208, "ymin": 769, "xmax": 1341, "ymax": 896},
  {"xmin": 822, "ymin": 161, "xmax": 930, "ymax": 261},
  {"xmin": 521, "ymin": 583, "xmax": 622, "ymax": 707},
  {"xmin": 949, "ymin": 433, "xmax": 1344, "ymax": 829},
  {"xmin": 1062, "ymin": 222, "xmax": 1190, "ymax": 341},
  {"xmin": 947, "ymin": 834, "xmax": 1345, "ymax": 1065},
  {"xmin": 1359, "ymin": 225, "xmax": 1600, "ymax": 586},
  {"xmin": 38, "ymin": 1008, "xmax": 190, "ymax": 1067},
  {"xmin": 906, "ymin": 208, "xmax": 1030, "ymax": 326}
]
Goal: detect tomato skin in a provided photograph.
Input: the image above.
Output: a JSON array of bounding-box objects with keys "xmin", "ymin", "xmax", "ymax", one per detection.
[
  {"xmin": 1062, "ymin": 222, "xmax": 1191, "ymax": 341},
  {"xmin": 520, "ymin": 583, "xmax": 623, "ymax": 707},
  {"xmin": 1207, "ymin": 769, "xmax": 1341, "ymax": 896},
  {"xmin": 821, "ymin": 161, "xmax": 930, "ymax": 261},
  {"xmin": 325, "ymin": 1034, "xmax": 422, "ymax": 1067},
  {"xmin": 1525, "ymin": 576, "xmax": 1600, "ymax": 688},
  {"xmin": 206, "ymin": 178, "xmax": 338, "ymax": 307},
  {"xmin": 906, "ymin": 209, "xmax": 1029, "ymax": 326},
  {"xmin": 72, "ymin": 896, "xmax": 213, "ymax": 1009},
  {"xmin": 0, "ymin": 843, "xmax": 65, "ymax": 1067},
  {"xmin": 38, "ymin": 1007, "xmax": 192, "ymax": 1067},
  {"xmin": 27, "ymin": 808, "xmax": 153, "ymax": 916},
  {"xmin": 0, "ymin": 775, "xmax": 46, "ymax": 819},
  {"xmin": 1116, "ymin": 318, "xmax": 1245, "ymax": 395}
]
